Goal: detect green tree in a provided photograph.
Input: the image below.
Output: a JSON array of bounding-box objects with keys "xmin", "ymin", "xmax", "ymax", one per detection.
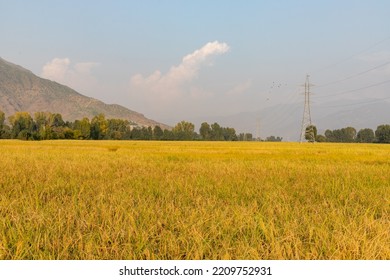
[
  {"xmin": 153, "ymin": 125, "xmax": 164, "ymax": 140},
  {"xmin": 162, "ymin": 129, "xmax": 174, "ymax": 140},
  {"xmin": 0, "ymin": 110, "xmax": 11, "ymax": 139},
  {"xmin": 375, "ymin": 124, "xmax": 390, "ymax": 143},
  {"xmin": 32, "ymin": 112, "xmax": 67, "ymax": 139},
  {"xmin": 141, "ymin": 126, "xmax": 153, "ymax": 140},
  {"xmin": 315, "ymin": 135, "xmax": 326, "ymax": 142},
  {"xmin": 49, "ymin": 113, "xmax": 65, "ymax": 128},
  {"xmin": 324, "ymin": 129, "xmax": 334, "ymax": 142},
  {"xmin": 173, "ymin": 121, "xmax": 195, "ymax": 140},
  {"xmin": 0, "ymin": 110, "xmax": 5, "ymax": 137},
  {"xmin": 199, "ymin": 122, "xmax": 211, "ymax": 140},
  {"xmin": 222, "ymin": 127, "xmax": 237, "ymax": 141},
  {"xmin": 33, "ymin": 112, "xmax": 49, "ymax": 139},
  {"xmin": 0, "ymin": 110, "xmax": 5, "ymax": 128},
  {"xmin": 63, "ymin": 127, "xmax": 75, "ymax": 139},
  {"xmin": 210, "ymin": 122, "xmax": 223, "ymax": 141},
  {"xmin": 245, "ymin": 133, "xmax": 253, "ymax": 141},
  {"xmin": 239, "ymin": 133, "xmax": 253, "ymax": 141},
  {"xmin": 342, "ymin": 127, "xmax": 357, "ymax": 143},
  {"xmin": 106, "ymin": 119, "xmax": 130, "ymax": 140},
  {"xmin": 0, "ymin": 124, "xmax": 11, "ymax": 139},
  {"xmin": 356, "ymin": 128, "xmax": 375, "ymax": 143},
  {"xmin": 45, "ymin": 112, "xmax": 66, "ymax": 139},
  {"xmin": 90, "ymin": 114, "xmax": 108, "ymax": 140},
  {"xmin": 305, "ymin": 125, "xmax": 317, "ymax": 143},
  {"xmin": 73, "ymin": 117, "xmax": 91, "ymax": 139},
  {"xmin": 130, "ymin": 127, "xmax": 142, "ymax": 140},
  {"xmin": 34, "ymin": 112, "xmax": 48, "ymax": 127},
  {"xmin": 324, "ymin": 127, "xmax": 356, "ymax": 143},
  {"xmin": 8, "ymin": 112, "xmax": 34, "ymax": 139},
  {"xmin": 266, "ymin": 136, "xmax": 283, "ymax": 142}
]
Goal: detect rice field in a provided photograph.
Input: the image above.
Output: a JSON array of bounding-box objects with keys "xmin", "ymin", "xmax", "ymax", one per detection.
[{"xmin": 0, "ymin": 140, "xmax": 389, "ymax": 259}]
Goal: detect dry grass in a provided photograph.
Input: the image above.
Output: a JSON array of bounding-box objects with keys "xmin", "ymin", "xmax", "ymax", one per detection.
[{"xmin": 0, "ymin": 140, "xmax": 389, "ymax": 259}]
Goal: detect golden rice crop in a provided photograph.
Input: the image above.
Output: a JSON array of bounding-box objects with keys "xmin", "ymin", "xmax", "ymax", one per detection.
[{"xmin": 0, "ymin": 140, "xmax": 389, "ymax": 259}]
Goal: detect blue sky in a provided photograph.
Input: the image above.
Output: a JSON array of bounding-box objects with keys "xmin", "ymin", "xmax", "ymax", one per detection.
[{"xmin": 1, "ymin": 0, "xmax": 390, "ymax": 125}]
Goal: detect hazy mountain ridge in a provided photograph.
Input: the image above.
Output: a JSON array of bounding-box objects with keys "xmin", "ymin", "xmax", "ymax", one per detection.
[
  {"xmin": 192, "ymin": 99, "xmax": 390, "ymax": 141},
  {"xmin": 0, "ymin": 57, "xmax": 169, "ymax": 129}
]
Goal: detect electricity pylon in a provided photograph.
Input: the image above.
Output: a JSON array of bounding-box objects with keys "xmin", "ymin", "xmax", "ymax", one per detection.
[{"xmin": 300, "ymin": 75, "xmax": 314, "ymax": 142}]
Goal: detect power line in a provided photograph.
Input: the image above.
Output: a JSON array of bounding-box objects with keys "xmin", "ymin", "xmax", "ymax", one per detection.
[
  {"xmin": 317, "ymin": 60, "xmax": 390, "ymax": 87},
  {"xmin": 316, "ymin": 78, "xmax": 390, "ymax": 98},
  {"xmin": 316, "ymin": 96, "xmax": 390, "ymax": 108},
  {"xmin": 311, "ymin": 36, "xmax": 390, "ymax": 74},
  {"xmin": 260, "ymin": 88, "xmax": 301, "ymax": 124}
]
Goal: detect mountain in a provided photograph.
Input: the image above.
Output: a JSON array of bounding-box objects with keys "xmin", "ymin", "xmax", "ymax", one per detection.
[
  {"xmin": 0, "ymin": 57, "xmax": 169, "ymax": 128},
  {"xmin": 191, "ymin": 99, "xmax": 390, "ymax": 141}
]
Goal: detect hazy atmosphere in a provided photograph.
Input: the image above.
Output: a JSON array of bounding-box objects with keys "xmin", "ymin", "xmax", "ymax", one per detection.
[
  {"xmin": 1, "ymin": 1, "xmax": 390, "ymax": 267},
  {"xmin": 1, "ymin": 0, "xmax": 389, "ymax": 140}
]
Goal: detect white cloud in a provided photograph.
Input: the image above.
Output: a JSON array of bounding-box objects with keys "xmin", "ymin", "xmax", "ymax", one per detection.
[
  {"xmin": 74, "ymin": 62, "xmax": 100, "ymax": 74},
  {"xmin": 129, "ymin": 41, "xmax": 230, "ymax": 100},
  {"xmin": 41, "ymin": 58, "xmax": 99, "ymax": 94},
  {"xmin": 41, "ymin": 58, "xmax": 71, "ymax": 81}
]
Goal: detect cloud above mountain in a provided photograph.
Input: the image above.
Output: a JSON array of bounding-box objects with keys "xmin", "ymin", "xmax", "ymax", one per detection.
[
  {"xmin": 128, "ymin": 41, "xmax": 234, "ymax": 121},
  {"xmin": 130, "ymin": 41, "xmax": 230, "ymax": 100},
  {"xmin": 41, "ymin": 58, "xmax": 99, "ymax": 94}
]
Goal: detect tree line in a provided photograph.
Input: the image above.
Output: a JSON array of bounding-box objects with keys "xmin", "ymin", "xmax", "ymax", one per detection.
[
  {"xmin": 305, "ymin": 125, "xmax": 390, "ymax": 143},
  {"xmin": 0, "ymin": 111, "xmax": 255, "ymax": 141},
  {"xmin": 3, "ymin": 110, "xmax": 387, "ymax": 143}
]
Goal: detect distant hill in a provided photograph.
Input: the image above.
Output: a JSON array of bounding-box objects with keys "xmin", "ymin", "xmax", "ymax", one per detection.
[
  {"xmin": 0, "ymin": 57, "xmax": 169, "ymax": 129},
  {"xmin": 190, "ymin": 99, "xmax": 390, "ymax": 141}
]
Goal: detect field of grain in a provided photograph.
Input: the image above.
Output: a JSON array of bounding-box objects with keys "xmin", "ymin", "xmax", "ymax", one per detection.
[{"xmin": 0, "ymin": 140, "xmax": 389, "ymax": 259}]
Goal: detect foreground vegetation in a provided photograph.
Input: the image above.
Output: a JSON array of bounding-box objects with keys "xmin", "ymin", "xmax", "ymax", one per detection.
[
  {"xmin": 307, "ymin": 124, "xmax": 390, "ymax": 143},
  {"xmin": 0, "ymin": 111, "xmax": 254, "ymax": 141},
  {"xmin": 2, "ymin": 110, "xmax": 389, "ymax": 143},
  {"xmin": 0, "ymin": 140, "xmax": 389, "ymax": 259}
]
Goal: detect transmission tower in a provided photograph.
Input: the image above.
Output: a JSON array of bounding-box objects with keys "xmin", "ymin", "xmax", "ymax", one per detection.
[{"xmin": 300, "ymin": 75, "xmax": 314, "ymax": 142}]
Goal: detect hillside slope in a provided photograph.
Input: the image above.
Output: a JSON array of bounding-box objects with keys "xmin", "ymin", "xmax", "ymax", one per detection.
[{"xmin": 0, "ymin": 57, "xmax": 169, "ymax": 128}]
